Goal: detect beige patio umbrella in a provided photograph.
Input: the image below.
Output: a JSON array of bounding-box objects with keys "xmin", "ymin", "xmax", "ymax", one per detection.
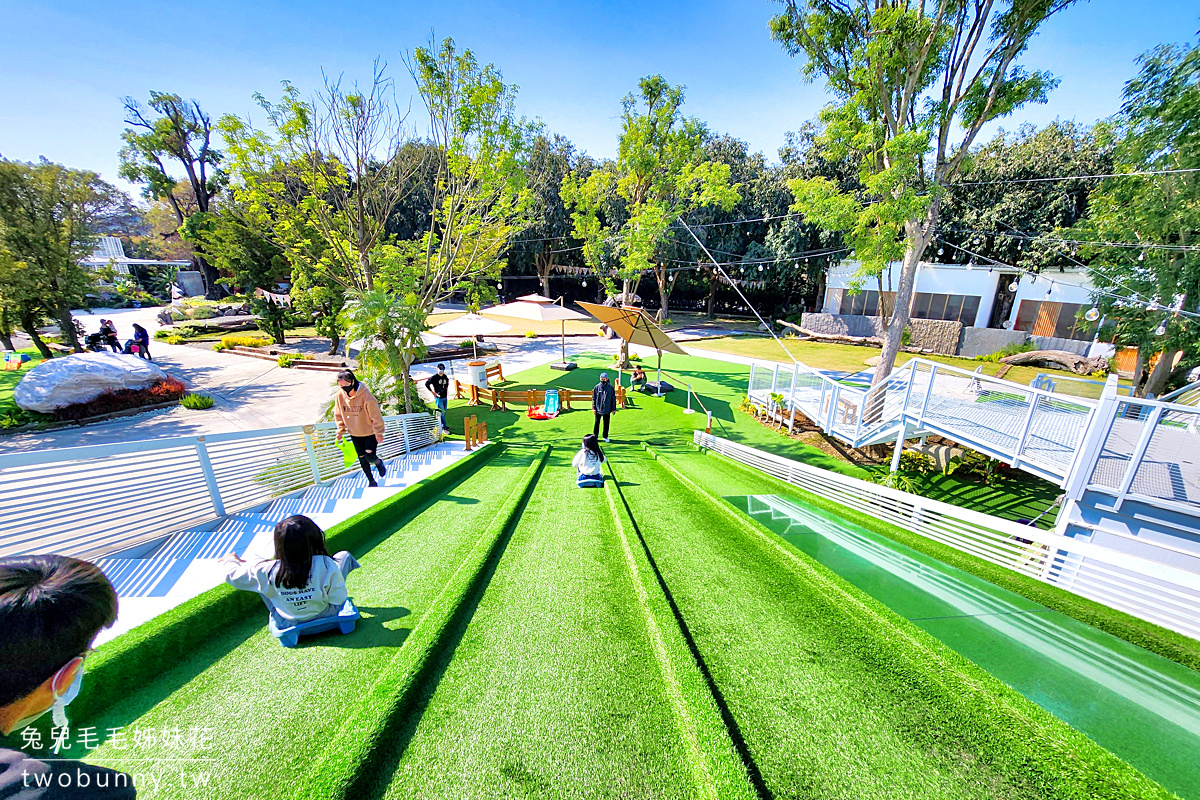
[
  {"xmin": 428, "ymin": 313, "xmax": 512, "ymax": 359},
  {"xmin": 577, "ymin": 302, "xmax": 686, "ymax": 393},
  {"xmin": 481, "ymin": 297, "xmax": 591, "ymax": 370}
]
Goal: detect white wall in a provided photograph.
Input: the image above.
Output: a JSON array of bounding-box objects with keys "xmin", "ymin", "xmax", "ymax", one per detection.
[{"xmin": 826, "ymin": 260, "xmax": 1094, "ymax": 328}]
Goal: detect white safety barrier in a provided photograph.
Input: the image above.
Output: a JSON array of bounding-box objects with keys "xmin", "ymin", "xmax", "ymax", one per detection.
[
  {"xmin": 694, "ymin": 431, "xmax": 1200, "ymax": 641},
  {"xmin": 0, "ymin": 413, "xmax": 439, "ymax": 560}
]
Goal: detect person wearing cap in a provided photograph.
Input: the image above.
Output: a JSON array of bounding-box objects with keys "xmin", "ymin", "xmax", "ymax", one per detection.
[
  {"xmin": 425, "ymin": 364, "xmax": 451, "ymax": 433},
  {"xmin": 592, "ymin": 372, "xmax": 616, "ymax": 442}
]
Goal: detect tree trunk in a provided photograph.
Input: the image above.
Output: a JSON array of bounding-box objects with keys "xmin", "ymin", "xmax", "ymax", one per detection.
[
  {"xmin": 655, "ymin": 270, "xmax": 670, "ymax": 322},
  {"xmin": 196, "ymin": 255, "xmax": 222, "ymax": 301},
  {"xmin": 20, "ymin": 309, "xmax": 53, "ymax": 359},
  {"xmin": 401, "ymin": 354, "xmax": 413, "ymax": 415},
  {"xmin": 706, "ymin": 270, "xmax": 717, "ymax": 319},
  {"xmin": 1144, "ymin": 349, "xmax": 1180, "ymax": 398},
  {"xmin": 327, "ymin": 331, "xmax": 340, "ymax": 356},
  {"xmin": 0, "ymin": 313, "xmax": 14, "ymax": 351},
  {"xmin": 56, "ymin": 305, "xmax": 82, "ymax": 352},
  {"xmin": 1132, "ymin": 347, "xmax": 1150, "ymax": 398}
]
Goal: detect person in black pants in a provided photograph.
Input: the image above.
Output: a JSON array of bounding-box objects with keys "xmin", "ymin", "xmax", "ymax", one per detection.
[
  {"xmin": 592, "ymin": 372, "xmax": 616, "ymax": 442},
  {"xmin": 1, "ymin": 556, "xmax": 136, "ymax": 798},
  {"xmin": 424, "ymin": 364, "xmax": 451, "ymax": 433}
]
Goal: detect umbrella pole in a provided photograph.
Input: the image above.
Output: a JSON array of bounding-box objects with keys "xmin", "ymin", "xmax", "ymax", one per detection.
[
  {"xmin": 473, "ymin": 339, "xmax": 478, "ymax": 360},
  {"xmin": 656, "ymin": 350, "xmax": 663, "ymax": 396},
  {"xmin": 561, "ymin": 320, "xmax": 566, "ymax": 364}
]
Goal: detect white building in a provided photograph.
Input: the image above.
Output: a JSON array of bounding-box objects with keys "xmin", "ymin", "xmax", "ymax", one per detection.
[{"xmin": 822, "ymin": 260, "xmax": 1097, "ymax": 341}]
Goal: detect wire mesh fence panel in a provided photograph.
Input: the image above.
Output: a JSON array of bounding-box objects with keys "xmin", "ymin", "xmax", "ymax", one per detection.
[
  {"xmin": 1088, "ymin": 401, "xmax": 1152, "ymax": 491},
  {"xmin": 1127, "ymin": 406, "xmax": 1200, "ymax": 509}
]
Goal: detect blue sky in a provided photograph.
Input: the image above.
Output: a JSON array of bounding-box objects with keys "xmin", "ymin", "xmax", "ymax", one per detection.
[{"xmin": 0, "ymin": 0, "xmax": 1196, "ymax": 195}]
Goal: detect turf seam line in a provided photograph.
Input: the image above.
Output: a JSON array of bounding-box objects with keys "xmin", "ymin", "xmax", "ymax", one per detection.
[
  {"xmin": 646, "ymin": 446, "xmax": 1177, "ymax": 798},
  {"xmin": 292, "ymin": 445, "xmax": 551, "ymax": 800},
  {"xmin": 72, "ymin": 443, "xmax": 503, "ymax": 726},
  {"xmin": 605, "ymin": 459, "xmax": 769, "ymax": 800}
]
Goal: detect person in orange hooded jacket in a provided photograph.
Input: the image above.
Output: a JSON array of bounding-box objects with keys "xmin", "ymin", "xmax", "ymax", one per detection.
[{"xmin": 333, "ymin": 370, "xmax": 387, "ymax": 487}]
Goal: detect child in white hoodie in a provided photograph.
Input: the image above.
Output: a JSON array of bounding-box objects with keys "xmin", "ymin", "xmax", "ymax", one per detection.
[
  {"xmin": 221, "ymin": 515, "xmax": 359, "ymax": 625},
  {"xmin": 572, "ymin": 434, "xmax": 606, "ymax": 487}
]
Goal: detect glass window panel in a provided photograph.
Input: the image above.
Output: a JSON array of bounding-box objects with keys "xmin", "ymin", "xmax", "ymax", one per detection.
[
  {"xmin": 1014, "ymin": 300, "xmax": 1041, "ymax": 332},
  {"xmin": 925, "ymin": 293, "xmax": 948, "ymax": 321},
  {"xmin": 864, "ymin": 291, "xmax": 879, "ymax": 316},
  {"xmin": 912, "ymin": 293, "xmax": 931, "ymax": 319},
  {"xmin": 943, "ymin": 295, "xmax": 964, "ymax": 322}
]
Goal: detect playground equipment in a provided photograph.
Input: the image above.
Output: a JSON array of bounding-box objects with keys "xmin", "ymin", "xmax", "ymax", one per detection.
[
  {"xmin": 463, "ymin": 415, "xmax": 488, "ymax": 450},
  {"xmin": 527, "ymin": 388, "xmax": 561, "ymax": 420}
]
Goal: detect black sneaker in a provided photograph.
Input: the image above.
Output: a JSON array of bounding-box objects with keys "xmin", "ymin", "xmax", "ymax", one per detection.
[
  {"xmin": 376, "ymin": 460, "xmax": 387, "ymax": 478},
  {"xmin": 367, "ymin": 479, "xmax": 378, "ymax": 488}
]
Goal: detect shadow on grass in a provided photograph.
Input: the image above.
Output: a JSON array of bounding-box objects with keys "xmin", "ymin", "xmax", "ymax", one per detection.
[{"xmin": 306, "ymin": 606, "xmax": 414, "ymax": 650}]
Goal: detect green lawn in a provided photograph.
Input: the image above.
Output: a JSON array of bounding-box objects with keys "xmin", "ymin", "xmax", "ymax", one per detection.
[
  {"xmin": 687, "ymin": 334, "xmax": 1093, "ymax": 388},
  {"xmin": 0, "ymin": 347, "xmax": 45, "ymax": 405},
  {"xmin": 69, "ymin": 448, "xmax": 541, "ymax": 799}
]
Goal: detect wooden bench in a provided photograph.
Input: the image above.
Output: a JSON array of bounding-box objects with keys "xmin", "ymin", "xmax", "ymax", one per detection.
[
  {"xmin": 453, "ymin": 381, "xmax": 625, "ymax": 412},
  {"xmin": 559, "ymin": 387, "xmax": 627, "ymax": 411}
]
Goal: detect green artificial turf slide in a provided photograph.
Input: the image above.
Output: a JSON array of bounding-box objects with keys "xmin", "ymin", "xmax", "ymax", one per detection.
[
  {"xmin": 608, "ymin": 449, "xmax": 1174, "ymax": 800},
  {"xmin": 667, "ymin": 442, "xmax": 1200, "ymax": 673},
  {"xmin": 70, "ymin": 446, "xmax": 543, "ymax": 800},
  {"xmin": 367, "ymin": 451, "xmax": 742, "ymax": 800}
]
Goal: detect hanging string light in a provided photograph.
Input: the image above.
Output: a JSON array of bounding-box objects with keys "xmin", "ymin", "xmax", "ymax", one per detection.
[
  {"xmin": 1156, "ymin": 321, "xmax": 1168, "ymax": 336},
  {"xmin": 1009, "ymin": 277, "xmax": 1020, "ymax": 293},
  {"xmin": 1085, "ymin": 306, "xmax": 1101, "ymax": 322}
]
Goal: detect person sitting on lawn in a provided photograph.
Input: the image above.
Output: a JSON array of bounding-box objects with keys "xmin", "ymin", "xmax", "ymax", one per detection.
[
  {"xmin": 630, "ymin": 365, "xmax": 647, "ymax": 392},
  {"xmin": 572, "ymin": 434, "xmax": 606, "ymax": 486},
  {"xmin": 221, "ymin": 515, "xmax": 359, "ymax": 628},
  {"xmin": 333, "ymin": 369, "xmax": 388, "ymax": 487},
  {"xmin": 1, "ymin": 555, "xmax": 137, "ymax": 798}
]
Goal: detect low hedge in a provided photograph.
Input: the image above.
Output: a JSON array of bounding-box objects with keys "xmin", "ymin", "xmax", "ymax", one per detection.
[
  {"xmin": 74, "ymin": 444, "xmax": 502, "ymax": 725},
  {"xmin": 296, "ymin": 445, "xmax": 549, "ymax": 800},
  {"xmin": 52, "ymin": 378, "xmax": 186, "ymax": 421},
  {"xmin": 688, "ymin": 444, "xmax": 1200, "ymax": 673}
]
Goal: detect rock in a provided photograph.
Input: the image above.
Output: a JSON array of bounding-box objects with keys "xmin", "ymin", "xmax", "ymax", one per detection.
[
  {"xmin": 223, "ymin": 308, "xmax": 240, "ymax": 316},
  {"xmin": 14, "ymin": 353, "xmax": 169, "ymax": 413}
]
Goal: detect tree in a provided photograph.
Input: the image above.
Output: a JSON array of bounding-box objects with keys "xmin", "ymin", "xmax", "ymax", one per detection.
[
  {"xmin": 772, "ymin": 0, "xmax": 1081, "ymax": 406},
  {"xmin": 1070, "ymin": 41, "xmax": 1200, "ymax": 397},
  {"xmin": 120, "ymin": 93, "xmax": 224, "ymax": 298},
  {"xmin": 406, "ymin": 37, "xmax": 535, "ymax": 311},
  {"xmin": 182, "ymin": 208, "xmax": 287, "ymax": 294},
  {"xmin": 0, "ymin": 158, "xmax": 117, "ymax": 352},
  {"xmin": 340, "ymin": 289, "xmax": 426, "ymax": 414},
  {"xmin": 939, "ymin": 121, "xmax": 1113, "ymax": 270},
  {"xmin": 507, "ymin": 134, "xmax": 590, "ymax": 297},
  {"xmin": 565, "ymin": 76, "xmax": 739, "ymax": 325}
]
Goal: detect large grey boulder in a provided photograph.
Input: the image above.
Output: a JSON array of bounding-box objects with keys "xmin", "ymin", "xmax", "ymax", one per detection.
[{"xmin": 14, "ymin": 353, "xmax": 170, "ymax": 413}]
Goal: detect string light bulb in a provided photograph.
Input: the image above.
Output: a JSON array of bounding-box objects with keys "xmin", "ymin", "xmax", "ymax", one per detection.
[
  {"xmin": 1156, "ymin": 321, "xmax": 1168, "ymax": 336},
  {"xmin": 1148, "ymin": 300, "xmax": 1160, "ymax": 312},
  {"xmin": 937, "ymin": 247, "xmax": 944, "ymax": 256},
  {"xmin": 1139, "ymin": 251, "xmax": 1146, "ymax": 262},
  {"xmin": 1009, "ymin": 279, "xmax": 1020, "ymax": 293},
  {"xmin": 758, "ymin": 265, "xmax": 764, "ymax": 272},
  {"xmin": 1084, "ymin": 306, "xmax": 1101, "ymax": 322},
  {"xmin": 581, "ymin": 280, "xmax": 587, "ymax": 288}
]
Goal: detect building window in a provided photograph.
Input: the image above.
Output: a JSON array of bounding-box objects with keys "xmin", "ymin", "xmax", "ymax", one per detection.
[
  {"xmin": 1013, "ymin": 300, "xmax": 1097, "ymax": 340},
  {"xmin": 839, "ymin": 290, "xmax": 898, "ymax": 316},
  {"xmin": 908, "ymin": 293, "xmax": 980, "ymax": 324}
]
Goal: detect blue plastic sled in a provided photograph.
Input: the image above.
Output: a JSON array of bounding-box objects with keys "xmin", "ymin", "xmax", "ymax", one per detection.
[
  {"xmin": 576, "ymin": 474, "xmax": 604, "ymax": 488},
  {"xmin": 544, "ymin": 388, "xmax": 560, "ymax": 415},
  {"xmin": 270, "ymin": 599, "xmax": 361, "ymax": 648}
]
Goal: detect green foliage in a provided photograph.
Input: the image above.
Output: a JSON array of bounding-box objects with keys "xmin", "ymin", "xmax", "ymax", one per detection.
[
  {"xmin": 896, "ymin": 450, "xmax": 936, "ymax": 474},
  {"xmin": 219, "ymin": 332, "xmax": 272, "ymax": 349},
  {"xmin": 458, "ymin": 339, "xmax": 474, "ymax": 349},
  {"xmin": 867, "ymin": 468, "xmax": 919, "ymax": 493},
  {"xmin": 944, "ymin": 450, "xmax": 1003, "ymax": 485},
  {"xmin": 0, "ymin": 406, "xmax": 51, "ymax": 430},
  {"xmin": 564, "ymin": 75, "xmax": 739, "ymax": 320},
  {"xmin": 976, "ymin": 340, "xmax": 1036, "ymax": 363},
  {"xmin": 153, "ymin": 328, "xmax": 173, "ymax": 340},
  {"xmin": 179, "ymin": 393, "xmax": 215, "ymax": 410},
  {"xmin": 164, "ymin": 334, "xmax": 185, "ymax": 345},
  {"xmin": 340, "ymin": 289, "xmax": 428, "ymax": 414},
  {"xmin": 899, "ymin": 326, "xmax": 912, "ymax": 346},
  {"xmin": 189, "ymin": 306, "xmax": 217, "ymax": 320},
  {"xmin": 1067, "ymin": 40, "xmax": 1200, "ymax": 397},
  {"xmin": 771, "ymin": 0, "xmax": 1079, "ymax": 385},
  {"xmin": 252, "ymin": 295, "xmax": 292, "ymax": 345},
  {"xmin": 277, "ymin": 353, "xmax": 313, "ymax": 368},
  {"xmin": 524, "ymin": 330, "xmax": 537, "ymax": 338}
]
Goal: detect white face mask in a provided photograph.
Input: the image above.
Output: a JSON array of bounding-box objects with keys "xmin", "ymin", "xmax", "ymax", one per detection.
[{"xmin": 11, "ymin": 660, "xmax": 85, "ymax": 739}]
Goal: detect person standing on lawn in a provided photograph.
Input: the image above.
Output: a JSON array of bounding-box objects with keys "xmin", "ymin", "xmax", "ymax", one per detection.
[
  {"xmin": 333, "ymin": 370, "xmax": 388, "ymax": 488},
  {"xmin": 424, "ymin": 364, "xmax": 451, "ymax": 433},
  {"xmin": 592, "ymin": 372, "xmax": 616, "ymax": 442}
]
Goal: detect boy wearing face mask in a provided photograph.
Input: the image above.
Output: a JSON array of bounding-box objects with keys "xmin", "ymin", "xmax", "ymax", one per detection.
[
  {"xmin": 333, "ymin": 370, "xmax": 388, "ymax": 488},
  {"xmin": 1, "ymin": 555, "xmax": 135, "ymax": 798}
]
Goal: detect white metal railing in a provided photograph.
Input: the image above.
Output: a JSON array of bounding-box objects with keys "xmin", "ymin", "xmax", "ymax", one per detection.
[
  {"xmin": 1072, "ymin": 389, "xmax": 1200, "ymax": 516},
  {"xmin": 0, "ymin": 413, "xmax": 439, "ymax": 560},
  {"xmin": 748, "ymin": 358, "xmax": 1096, "ymax": 483},
  {"xmin": 1160, "ymin": 379, "xmax": 1200, "ymax": 407},
  {"xmin": 694, "ymin": 432, "xmax": 1200, "ymax": 640},
  {"xmin": 1031, "ymin": 373, "xmax": 1133, "ymax": 400}
]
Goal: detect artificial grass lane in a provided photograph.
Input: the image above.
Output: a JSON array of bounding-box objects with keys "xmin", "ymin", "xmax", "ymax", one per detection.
[
  {"xmin": 77, "ymin": 447, "xmax": 542, "ymax": 800},
  {"xmin": 368, "ymin": 451, "xmax": 712, "ymax": 800},
  {"xmin": 607, "ymin": 448, "xmax": 1174, "ymax": 800}
]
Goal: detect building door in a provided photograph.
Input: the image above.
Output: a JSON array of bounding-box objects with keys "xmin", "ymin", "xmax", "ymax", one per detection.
[{"xmin": 989, "ymin": 275, "xmax": 1018, "ymax": 328}]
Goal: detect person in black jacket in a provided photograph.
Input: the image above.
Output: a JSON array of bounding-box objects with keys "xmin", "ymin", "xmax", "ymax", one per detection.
[
  {"xmin": 592, "ymin": 372, "xmax": 616, "ymax": 442},
  {"xmin": 424, "ymin": 364, "xmax": 451, "ymax": 433},
  {"xmin": 1, "ymin": 556, "xmax": 136, "ymax": 799}
]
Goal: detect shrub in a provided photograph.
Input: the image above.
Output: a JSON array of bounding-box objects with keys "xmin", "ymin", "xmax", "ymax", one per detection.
[
  {"xmin": 459, "ymin": 339, "xmax": 474, "ymax": 348},
  {"xmin": 897, "ymin": 450, "xmax": 937, "ymax": 474},
  {"xmin": 525, "ymin": 330, "xmax": 537, "ymax": 338},
  {"xmin": 188, "ymin": 307, "xmax": 217, "ymax": 320},
  {"xmin": 212, "ymin": 341, "xmax": 226, "ymax": 352},
  {"xmin": 164, "ymin": 335, "xmax": 185, "ymax": 345},
  {"xmin": 180, "ymin": 393, "xmax": 215, "ymax": 410},
  {"xmin": 0, "ymin": 407, "xmax": 51, "ymax": 429},
  {"xmin": 52, "ymin": 378, "xmax": 187, "ymax": 421},
  {"xmin": 977, "ymin": 340, "xmax": 1035, "ymax": 363},
  {"xmin": 219, "ymin": 333, "xmax": 272, "ymax": 349},
  {"xmin": 153, "ymin": 329, "xmax": 173, "ymax": 341},
  {"xmin": 169, "ymin": 310, "xmax": 186, "ymax": 322},
  {"xmin": 277, "ymin": 353, "xmax": 313, "ymax": 368},
  {"xmin": 944, "ymin": 449, "xmax": 1003, "ymax": 485}
]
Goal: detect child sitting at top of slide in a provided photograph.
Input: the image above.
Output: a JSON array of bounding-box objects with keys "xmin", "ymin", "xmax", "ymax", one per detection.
[
  {"xmin": 221, "ymin": 515, "xmax": 360, "ymax": 626},
  {"xmin": 572, "ymin": 434, "xmax": 606, "ymax": 487}
]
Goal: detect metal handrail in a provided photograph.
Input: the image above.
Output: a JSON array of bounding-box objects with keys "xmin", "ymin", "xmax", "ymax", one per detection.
[
  {"xmin": 695, "ymin": 431, "xmax": 1200, "ymax": 640},
  {"xmin": 0, "ymin": 412, "xmax": 439, "ymax": 559},
  {"xmin": 1160, "ymin": 379, "xmax": 1200, "ymax": 406}
]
